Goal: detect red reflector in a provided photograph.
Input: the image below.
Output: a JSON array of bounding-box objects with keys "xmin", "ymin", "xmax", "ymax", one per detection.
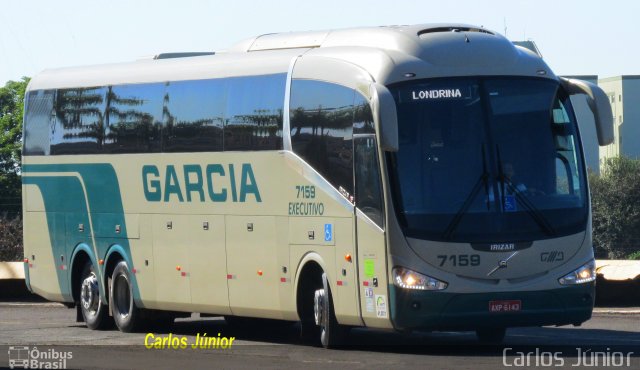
[
  {"xmin": 280, "ymin": 277, "xmax": 287, "ymax": 283},
  {"xmin": 24, "ymin": 258, "xmax": 29, "ymax": 263},
  {"xmin": 227, "ymin": 274, "xmax": 233, "ymax": 279},
  {"xmin": 337, "ymin": 281, "xmax": 343, "ymax": 286},
  {"xmin": 132, "ymin": 268, "xmax": 137, "ymax": 274},
  {"xmin": 363, "ymin": 281, "xmax": 369, "ymax": 286},
  {"xmin": 181, "ymin": 272, "xmax": 186, "ymax": 277}
]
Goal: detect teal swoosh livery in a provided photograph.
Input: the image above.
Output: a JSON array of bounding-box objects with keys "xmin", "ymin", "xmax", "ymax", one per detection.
[{"xmin": 23, "ymin": 163, "xmax": 141, "ymax": 304}]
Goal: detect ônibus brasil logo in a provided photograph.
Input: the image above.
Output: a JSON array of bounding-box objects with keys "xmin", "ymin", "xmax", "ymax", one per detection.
[{"xmin": 8, "ymin": 346, "xmax": 72, "ymax": 369}]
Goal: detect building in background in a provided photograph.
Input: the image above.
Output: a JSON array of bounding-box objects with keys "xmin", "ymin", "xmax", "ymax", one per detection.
[{"xmin": 598, "ymin": 76, "xmax": 640, "ymax": 167}]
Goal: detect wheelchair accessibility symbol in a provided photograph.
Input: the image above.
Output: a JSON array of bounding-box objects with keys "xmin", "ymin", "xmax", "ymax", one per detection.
[{"xmin": 324, "ymin": 224, "xmax": 333, "ymax": 242}]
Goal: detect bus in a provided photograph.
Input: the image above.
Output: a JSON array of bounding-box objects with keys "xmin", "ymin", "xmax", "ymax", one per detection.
[{"xmin": 22, "ymin": 23, "xmax": 613, "ymax": 347}]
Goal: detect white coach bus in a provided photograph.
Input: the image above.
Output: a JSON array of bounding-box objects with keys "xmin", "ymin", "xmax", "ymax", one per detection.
[{"xmin": 22, "ymin": 24, "xmax": 613, "ymax": 347}]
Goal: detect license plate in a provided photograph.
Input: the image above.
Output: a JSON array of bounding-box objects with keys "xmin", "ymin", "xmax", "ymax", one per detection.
[{"xmin": 489, "ymin": 300, "xmax": 521, "ymax": 312}]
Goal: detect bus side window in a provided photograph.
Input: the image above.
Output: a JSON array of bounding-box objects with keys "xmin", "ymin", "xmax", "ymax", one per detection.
[
  {"xmin": 355, "ymin": 135, "xmax": 384, "ymax": 228},
  {"xmin": 51, "ymin": 87, "xmax": 107, "ymax": 155},
  {"xmin": 24, "ymin": 90, "xmax": 54, "ymax": 156},
  {"xmin": 290, "ymin": 80, "xmax": 355, "ymax": 198},
  {"xmin": 104, "ymin": 83, "xmax": 164, "ymax": 153},
  {"xmin": 225, "ymin": 74, "xmax": 286, "ymax": 151},
  {"xmin": 163, "ymin": 79, "xmax": 225, "ymax": 153}
]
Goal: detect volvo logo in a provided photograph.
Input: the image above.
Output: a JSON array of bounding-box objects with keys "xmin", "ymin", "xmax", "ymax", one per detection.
[{"xmin": 487, "ymin": 252, "xmax": 519, "ymax": 276}]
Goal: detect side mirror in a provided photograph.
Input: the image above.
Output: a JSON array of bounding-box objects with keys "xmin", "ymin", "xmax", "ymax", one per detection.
[
  {"xmin": 560, "ymin": 77, "xmax": 614, "ymax": 146},
  {"xmin": 370, "ymin": 83, "xmax": 399, "ymax": 152}
]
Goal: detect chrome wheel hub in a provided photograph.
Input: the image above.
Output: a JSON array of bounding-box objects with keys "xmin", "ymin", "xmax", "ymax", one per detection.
[
  {"xmin": 313, "ymin": 289, "xmax": 325, "ymax": 326},
  {"xmin": 80, "ymin": 273, "xmax": 99, "ymax": 314}
]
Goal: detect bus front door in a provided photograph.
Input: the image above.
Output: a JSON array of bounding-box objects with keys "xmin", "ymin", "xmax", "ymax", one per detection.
[{"xmin": 354, "ymin": 135, "xmax": 393, "ymax": 328}]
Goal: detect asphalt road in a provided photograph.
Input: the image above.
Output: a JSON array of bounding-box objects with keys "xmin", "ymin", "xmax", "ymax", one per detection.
[{"xmin": 0, "ymin": 303, "xmax": 638, "ymax": 369}]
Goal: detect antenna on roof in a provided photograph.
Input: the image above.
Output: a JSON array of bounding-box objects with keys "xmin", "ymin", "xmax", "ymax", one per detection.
[{"xmin": 503, "ymin": 17, "xmax": 507, "ymax": 37}]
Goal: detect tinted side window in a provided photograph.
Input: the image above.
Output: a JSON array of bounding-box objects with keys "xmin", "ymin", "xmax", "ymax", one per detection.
[
  {"xmin": 355, "ymin": 135, "xmax": 384, "ymax": 227},
  {"xmin": 104, "ymin": 84, "xmax": 164, "ymax": 153},
  {"xmin": 163, "ymin": 79, "xmax": 225, "ymax": 152},
  {"xmin": 225, "ymin": 74, "xmax": 286, "ymax": 151},
  {"xmin": 24, "ymin": 90, "xmax": 54, "ymax": 155},
  {"xmin": 353, "ymin": 93, "xmax": 375, "ymax": 134},
  {"xmin": 290, "ymin": 80, "xmax": 355, "ymax": 198},
  {"xmin": 51, "ymin": 87, "xmax": 106, "ymax": 154}
]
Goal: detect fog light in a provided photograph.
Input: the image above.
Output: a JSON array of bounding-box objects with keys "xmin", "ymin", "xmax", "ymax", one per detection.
[
  {"xmin": 559, "ymin": 260, "xmax": 596, "ymax": 285},
  {"xmin": 392, "ymin": 267, "xmax": 447, "ymax": 290}
]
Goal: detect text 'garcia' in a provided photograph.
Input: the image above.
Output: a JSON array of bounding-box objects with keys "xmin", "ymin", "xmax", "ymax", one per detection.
[{"xmin": 142, "ymin": 164, "xmax": 261, "ymax": 203}]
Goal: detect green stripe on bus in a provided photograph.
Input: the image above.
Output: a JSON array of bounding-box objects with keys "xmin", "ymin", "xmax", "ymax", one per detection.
[{"xmin": 23, "ymin": 163, "xmax": 141, "ymax": 303}]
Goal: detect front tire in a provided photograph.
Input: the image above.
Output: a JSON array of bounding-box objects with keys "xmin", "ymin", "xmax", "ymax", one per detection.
[
  {"xmin": 314, "ymin": 274, "xmax": 348, "ymax": 348},
  {"xmin": 79, "ymin": 261, "xmax": 111, "ymax": 330},
  {"xmin": 111, "ymin": 261, "xmax": 142, "ymax": 332}
]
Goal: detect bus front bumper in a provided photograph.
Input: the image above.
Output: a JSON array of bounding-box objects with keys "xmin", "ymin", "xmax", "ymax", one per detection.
[{"xmin": 389, "ymin": 283, "xmax": 595, "ymax": 331}]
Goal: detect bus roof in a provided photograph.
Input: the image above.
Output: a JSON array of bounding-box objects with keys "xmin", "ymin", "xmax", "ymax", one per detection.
[{"xmin": 27, "ymin": 23, "xmax": 554, "ymax": 91}]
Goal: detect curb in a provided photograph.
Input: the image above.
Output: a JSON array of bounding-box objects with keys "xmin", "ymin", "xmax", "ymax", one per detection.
[
  {"xmin": 596, "ymin": 260, "xmax": 640, "ymax": 281},
  {"xmin": 0, "ymin": 302, "xmax": 63, "ymax": 307},
  {"xmin": 0, "ymin": 261, "xmax": 24, "ymax": 279},
  {"xmin": 593, "ymin": 308, "xmax": 640, "ymax": 315}
]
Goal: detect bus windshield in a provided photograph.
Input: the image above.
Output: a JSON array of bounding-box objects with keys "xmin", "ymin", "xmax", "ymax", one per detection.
[{"xmin": 388, "ymin": 77, "xmax": 588, "ymax": 243}]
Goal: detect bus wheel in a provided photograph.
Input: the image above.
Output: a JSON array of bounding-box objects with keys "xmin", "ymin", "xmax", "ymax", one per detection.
[
  {"xmin": 313, "ymin": 273, "xmax": 347, "ymax": 348},
  {"xmin": 111, "ymin": 261, "xmax": 142, "ymax": 332},
  {"xmin": 79, "ymin": 262, "xmax": 111, "ymax": 330},
  {"xmin": 476, "ymin": 327, "xmax": 507, "ymax": 343}
]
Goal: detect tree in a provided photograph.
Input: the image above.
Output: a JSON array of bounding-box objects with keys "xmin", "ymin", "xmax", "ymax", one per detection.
[
  {"xmin": 589, "ymin": 156, "xmax": 640, "ymax": 259},
  {"xmin": 0, "ymin": 77, "xmax": 29, "ymax": 216}
]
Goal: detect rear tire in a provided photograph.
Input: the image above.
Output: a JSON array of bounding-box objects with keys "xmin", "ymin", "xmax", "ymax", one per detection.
[
  {"xmin": 79, "ymin": 261, "xmax": 112, "ymax": 330},
  {"xmin": 476, "ymin": 327, "xmax": 507, "ymax": 343},
  {"xmin": 111, "ymin": 261, "xmax": 142, "ymax": 332}
]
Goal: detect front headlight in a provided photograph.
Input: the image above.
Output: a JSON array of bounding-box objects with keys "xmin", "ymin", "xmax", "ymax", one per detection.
[
  {"xmin": 558, "ymin": 260, "xmax": 596, "ymax": 285},
  {"xmin": 392, "ymin": 267, "xmax": 448, "ymax": 290}
]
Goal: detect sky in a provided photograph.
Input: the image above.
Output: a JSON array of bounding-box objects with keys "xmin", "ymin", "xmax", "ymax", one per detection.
[{"xmin": 1, "ymin": 0, "xmax": 638, "ymax": 86}]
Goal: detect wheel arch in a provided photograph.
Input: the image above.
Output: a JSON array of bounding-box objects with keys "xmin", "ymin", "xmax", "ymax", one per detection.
[
  {"xmin": 294, "ymin": 252, "xmax": 332, "ymax": 321},
  {"xmin": 104, "ymin": 244, "xmax": 139, "ymax": 303},
  {"xmin": 69, "ymin": 243, "xmax": 96, "ymax": 303}
]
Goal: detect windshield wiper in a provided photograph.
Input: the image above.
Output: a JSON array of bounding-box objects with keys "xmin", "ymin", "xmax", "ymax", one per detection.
[
  {"xmin": 443, "ymin": 144, "xmax": 490, "ymax": 240},
  {"xmin": 495, "ymin": 145, "xmax": 556, "ymax": 237}
]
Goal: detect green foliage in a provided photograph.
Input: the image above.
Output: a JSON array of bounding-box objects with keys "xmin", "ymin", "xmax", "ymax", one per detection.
[
  {"xmin": 589, "ymin": 156, "xmax": 640, "ymax": 259},
  {"xmin": 0, "ymin": 214, "xmax": 22, "ymax": 261},
  {"xmin": 0, "ymin": 77, "xmax": 29, "ymax": 216},
  {"xmin": 628, "ymin": 251, "xmax": 640, "ymax": 260}
]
